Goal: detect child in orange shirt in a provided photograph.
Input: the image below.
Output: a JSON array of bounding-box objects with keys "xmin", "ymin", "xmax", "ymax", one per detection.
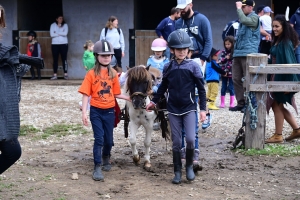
[{"xmin": 78, "ymin": 40, "xmax": 130, "ymax": 181}]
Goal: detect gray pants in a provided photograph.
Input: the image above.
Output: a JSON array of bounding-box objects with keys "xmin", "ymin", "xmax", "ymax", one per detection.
[
  {"xmin": 169, "ymin": 112, "xmax": 196, "ymax": 152},
  {"xmin": 232, "ymin": 57, "xmax": 246, "ymax": 107}
]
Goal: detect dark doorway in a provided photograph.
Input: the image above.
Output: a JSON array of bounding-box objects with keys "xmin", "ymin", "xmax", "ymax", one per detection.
[
  {"xmin": 273, "ymin": 0, "xmax": 299, "ymax": 19},
  {"xmin": 17, "ymin": 0, "xmax": 63, "ymax": 30},
  {"xmin": 134, "ymin": 0, "xmax": 177, "ymax": 30}
]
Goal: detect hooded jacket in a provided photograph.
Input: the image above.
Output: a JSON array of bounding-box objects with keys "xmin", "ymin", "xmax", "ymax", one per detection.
[
  {"xmin": 0, "ymin": 44, "xmax": 30, "ymax": 141},
  {"xmin": 175, "ymin": 12, "xmax": 213, "ymax": 62}
]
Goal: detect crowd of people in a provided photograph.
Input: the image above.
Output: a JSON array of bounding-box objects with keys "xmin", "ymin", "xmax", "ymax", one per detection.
[{"xmin": 2, "ymin": 0, "xmax": 300, "ymax": 186}]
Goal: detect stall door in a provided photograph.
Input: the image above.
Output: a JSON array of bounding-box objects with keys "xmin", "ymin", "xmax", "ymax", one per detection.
[
  {"xmin": 135, "ymin": 30, "xmax": 157, "ymax": 66},
  {"xmin": 18, "ymin": 31, "xmax": 63, "ymax": 78}
]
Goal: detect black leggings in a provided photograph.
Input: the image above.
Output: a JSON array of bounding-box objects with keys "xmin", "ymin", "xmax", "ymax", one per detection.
[
  {"xmin": 51, "ymin": 44, "xmax": 68, "ymax": 73},
  {"xmin": 0, "ymin": 137, "xmax": 22, "ymax": 174},
  {"xmin": 114, "ymin": 48, "xmax": 122, "ymax": 68}
]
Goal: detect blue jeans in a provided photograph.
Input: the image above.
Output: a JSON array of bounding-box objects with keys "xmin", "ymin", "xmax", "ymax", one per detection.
[
  {"xmin": 181, "ymin": 96, "xmax": 199, "ymax": 149},
  {"xmin": 0, "ymin": 137, "xmax": 22, "ymax": 174},
  {"xmin": 221, "ymin": 76, "xmax": 235, "ymax": 96},
  {"xmin": 164, "ymin": 46, "xmax": 173, "ymax": 60},
  {"xmin": 295, "ymin": 45, "xmax": 300, "ymax": 64},
  {"xmin": 90, "ymin": 106, "xmax": 115, "ymax": 166}
]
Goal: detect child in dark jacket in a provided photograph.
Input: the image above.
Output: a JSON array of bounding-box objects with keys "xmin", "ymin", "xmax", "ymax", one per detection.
[
  {"xmin": 205, "ymin": 48, "xmax": 227, "ymax": 110},
  {"xmin": 27, "ymin": 30, "xmax": 42, "ymax": 80}
]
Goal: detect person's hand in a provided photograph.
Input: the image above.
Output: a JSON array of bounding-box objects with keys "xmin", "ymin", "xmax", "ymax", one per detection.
[
  {"xmin": 199, "ymin": 111, "xmax": 206, "ymax": 122},
  {"xmin": 122, "ymin": 52, "xmax": 125, "ymax": 57},
  {"xmin": 84, "ymin": 66, "xmax": 87, "ymax": 70},
  {"xmin": 146, "ymin": 102, "xmax": 156, "ymax": 112},
  {"xmin": 236, "ymin": 1, "xmax": 242, "ymax": 9},
  {"xmin": 226, "ymin": 54, "xmax": 230, "ymax": 59},
  {"xmin": 82, "ymin": 112, "xmax": 88, "ymax": 126}
]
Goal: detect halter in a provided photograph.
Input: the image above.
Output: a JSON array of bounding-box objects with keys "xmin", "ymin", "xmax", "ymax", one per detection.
[{"xmin": 129, "ymin": 79, "xmax": 150, "ymax": 109}]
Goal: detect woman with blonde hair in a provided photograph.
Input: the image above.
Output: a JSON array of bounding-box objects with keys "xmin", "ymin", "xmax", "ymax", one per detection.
[{"xmin": 100, "ymin": 16, "xmax": 125, "ymax": 70}]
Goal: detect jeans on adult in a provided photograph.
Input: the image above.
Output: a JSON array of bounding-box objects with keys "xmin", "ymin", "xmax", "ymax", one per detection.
[
  {"xmin": 90, "ymin": 106, "xmax": 115, "ymax": 166},
  {"xmin": 164, "ymin": 46, "xmax": 173, "ymax": 60},
  {"xmin": 181, "ymin": 96, "xmax": 199, "ymax": 149},
  {"xmin": 295, "ymin": 45, "xmax": 300, "ymax": 64},
  {"xmin": 232, "ymin": 57, "xmax": 247, "ymax": 107},
  {"xmin": 221, "ymin": 77, "xmax": 235, "ymax": 96},
  {"xmin": 0, "ymin": 137, "xmax": 22, "ymax": 174},
  {"xmin": 51, "ymin": 44, "xmax": 68, "ymax": 73}
]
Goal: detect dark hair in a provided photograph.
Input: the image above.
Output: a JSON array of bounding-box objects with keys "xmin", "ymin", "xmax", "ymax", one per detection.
[
  {"xmin": 271, "ymin": 15, "xmax": 299, "ymax": 48},
  {"xmin": 0, "ymin": 5, "xmax": 6, "ymax": 28},
  {"xmin": 55, "ymin": 14, "xmax": 66, "ymax": 26},
  {"xmin": 170, "ymin": 7, "xmax": 180, "ymax": 15},
  {"xmin": 223, "ymin": 36, "xmax": 235, "ymax": 57}
]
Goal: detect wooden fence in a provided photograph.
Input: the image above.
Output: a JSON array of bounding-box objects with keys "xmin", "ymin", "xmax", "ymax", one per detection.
[{"xmin": 244, "ymin": 53, "xmax": 300, "ymax": 149}]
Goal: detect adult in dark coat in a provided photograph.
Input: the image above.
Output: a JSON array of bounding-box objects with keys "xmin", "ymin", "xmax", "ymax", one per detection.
[{"xmin": 0, "ymin": 4, "xmax": 43, "ymax": 174}]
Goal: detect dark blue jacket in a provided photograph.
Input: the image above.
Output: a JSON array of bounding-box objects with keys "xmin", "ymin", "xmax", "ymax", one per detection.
[
  {"xmin": 175, "ymin": 12, "xmax": 213, "ymax": 62},
  {"xmin": 151, "ymin": 59, "xmax": 206, "ymax": 115},
  {"xmin": 155, "ymin": 17, "xmax": 176, "ymax": 41},
  {"xmin": 290, "ymin": 8, "xmax": 300, "ymax": 40}
]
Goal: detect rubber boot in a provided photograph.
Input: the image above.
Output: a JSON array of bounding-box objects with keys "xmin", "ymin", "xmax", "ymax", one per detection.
[
  {"xmin": 30, "ymin": 67, "xmax": 35, "ymax": 80},
  {"xmin": 172, "ymin": 150, "xmax": 182, "ymax": 184},
  {"xmin": 208, "ymin": 102, "xmax": 219, "ymax": 110},
  {"xmin": 220, "ymin": 96, "xmax": 225, "ymax": 108},
  {"xmin": 230, "ymin": 96, "xmax": 235, "ymax": 108},
  {"xmin": 92, "ymin": 164, "xmax": 104, "ymax": 181},
  {"xmin": 37, "ymin": 67, "xmax": 41, "ymax": 80},
  {"xmin": 186, "ymin": 148, "xmax": 195, "ymax": 181},
  {"xmin": 102, "ymin": 155, "xmax": 112, "ymax": 171}
]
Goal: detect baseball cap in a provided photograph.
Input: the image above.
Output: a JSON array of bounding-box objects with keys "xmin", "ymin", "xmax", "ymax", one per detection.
[
  {"xmin": 241, "ymin": 0, "xmax": 255, "ymax": 7},
  {"xmin": 210, "ymin": 48, "xmax": 220, "ymax": 57},
  {"xmin": 176, "ymin": 0, "xmax": 192, "ymax": 9},
  {"xmin": 256, "ymin": 5, "xmax": 266, "ymax": 13},
  {"xmin": 263, "ymin": 6, "xmax": 273, "ymax": 13}
]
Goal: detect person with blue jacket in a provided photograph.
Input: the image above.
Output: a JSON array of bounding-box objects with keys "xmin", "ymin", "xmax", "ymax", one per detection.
[
  {"xmin": 155, "ymin": 7, "xmax": 180, "ymax": 59},
  {"xmin": 206, "ymin": 48, "xmax": 227, "ymax": 110},
  {"xmin": 146, "ymin": 30, "xmax": 206, "ymax": 184},
  {"xmin": 175, "ymin": 0, "xmax": 213, "ymax": 66}
]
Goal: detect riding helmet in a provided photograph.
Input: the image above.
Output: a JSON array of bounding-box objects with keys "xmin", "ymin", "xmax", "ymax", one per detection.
[
  {"xmin": 167, "ymin": 30, "xmax": 191, "ymax": 49},
  {"xmin": 151, "ymin": 38, "xmax": 167, "ymax": 51},
  {"xmin": 93, "ymin": 40, "xmax": 114, "ymax": 55}
]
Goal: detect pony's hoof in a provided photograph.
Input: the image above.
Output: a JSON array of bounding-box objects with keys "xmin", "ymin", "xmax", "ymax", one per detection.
[
  {"xmin": 133, "ymin": 155, "xmax": 140, "ymax": 165},
  {"xmin": 143, "ymin": 161, "xmax": 151, "ymax": 171}
]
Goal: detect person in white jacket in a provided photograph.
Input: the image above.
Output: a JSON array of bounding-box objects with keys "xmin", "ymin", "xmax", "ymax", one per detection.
[
  {"xmin": 50, "ymin": 15, "xmax": 69, "ymax": 80},
  {"xmin": 100, "ymin": 16, "xmax": 125, "ymax": 70}
]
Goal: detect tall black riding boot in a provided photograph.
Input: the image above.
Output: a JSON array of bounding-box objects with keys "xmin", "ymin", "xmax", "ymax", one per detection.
[
  {"xmin": 186, "ymin": 148, "xmax": 195, "ymax": 181},
  {"xmin": 37, "ymin": 67, "xmax": 41, "ymax": 80},
  {"xmin": 172, "ymin": 150, "xmax": 182, "ymax": 184},
  {"xmin": 30, "ymin": 67, "xmax": 35, "ymax": 80}
]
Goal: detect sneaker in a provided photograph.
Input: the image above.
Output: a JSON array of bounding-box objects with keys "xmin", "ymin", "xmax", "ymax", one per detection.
[
  {"xmin": 265, "ymin": 133, "xmax": 283, "ymax": 144},
  {"xmin": 50, "ymin": 76, "xmax": 57, "ymax": 80},
  {"xmin": 229, "ymin": 105, "xmax": 243, "ymax": 112},
  {"xmin": 285, "ymin": 129, "xmax": 300, "ymax": 141},
  {"xmin": 202, "ymin": 113, "xmax": 212, "ymax": 130},
  {"xmin": 64, "ymin": 75, "xmax": 69, "ymax": 80}
]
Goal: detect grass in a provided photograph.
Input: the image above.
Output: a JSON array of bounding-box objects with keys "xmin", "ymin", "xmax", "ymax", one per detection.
[
  {"xmin": 20, "ymin": 123, "xmax": 89, "ymax": 140},
  {"xmin": 0, "ymin": 183, "xmax": 14, "ymax": 192},
  {"xmin": 234, "ymin": 144, "xmax": 300, "ymax": 156}
]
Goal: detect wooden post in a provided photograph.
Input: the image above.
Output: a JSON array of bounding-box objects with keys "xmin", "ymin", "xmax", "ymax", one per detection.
[{"xmin": 245, "ymin": 53, "xmax": 268, "ymax": 149}]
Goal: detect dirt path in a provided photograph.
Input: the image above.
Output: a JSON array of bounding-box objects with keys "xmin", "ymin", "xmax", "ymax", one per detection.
[{"xmin": 1, "ymin": 80, "xmax": 300, "ymax": 200}]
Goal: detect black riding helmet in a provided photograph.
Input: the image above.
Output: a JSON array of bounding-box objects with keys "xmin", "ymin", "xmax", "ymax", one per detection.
[
  {"xmin": 27, "ymin": 30, "xmax": 37, "ymax": 38},
  {"xmin": 167, "ymin": 30, "xmax": 191, "ymax": 49}
]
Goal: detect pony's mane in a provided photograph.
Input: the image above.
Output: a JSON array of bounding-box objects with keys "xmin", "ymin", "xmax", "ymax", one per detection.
[{"xmin": 126, "ymin": 65, "xmax": 152, "ymax": 94}]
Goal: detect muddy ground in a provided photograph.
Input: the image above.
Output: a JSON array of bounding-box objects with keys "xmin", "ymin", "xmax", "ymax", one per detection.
[{"xmin": 1, "ymin": 79, "xmax": 300, "ymax": 200}]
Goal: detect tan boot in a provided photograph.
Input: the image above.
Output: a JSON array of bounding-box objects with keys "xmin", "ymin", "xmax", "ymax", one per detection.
[
  {"xmin": 285, "ymin": 129, "xmax": 300, "ymax": 142},
  {"xmin": 265, "ymin": 133, "xmax": 283, "ymax": 144}
]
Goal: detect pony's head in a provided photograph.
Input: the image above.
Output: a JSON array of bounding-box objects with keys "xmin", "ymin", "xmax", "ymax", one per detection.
[
  {"xmin": 125, "ymin": 65, "xmax": 152, "ymax": 109},
  {"xmin": 148, "ymin": 66, "xmax": 162, "ymax": 87}
]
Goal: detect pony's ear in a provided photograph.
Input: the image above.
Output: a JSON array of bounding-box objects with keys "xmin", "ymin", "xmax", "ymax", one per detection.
[
  {"xmin": 126, "ymin": 66, "xmax": 130, "ymax": 70},
  {"xmin": 146, "ymin": 65, "xmax": 150, "ymax": 71}
]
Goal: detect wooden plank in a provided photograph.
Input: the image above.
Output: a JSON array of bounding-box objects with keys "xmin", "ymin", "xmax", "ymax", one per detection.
[
  {"xmin": 135, "ymin": 30, "xmax": 157, "ymax": 67},
  {"xmin": 245, "ymin": 53, "xmax": 268, "ymax": 150},
  {"xmin": 249, "ymin": 65, "xmax": 300, "ymax": 74},
  {"xmin": 250, "ymin": 83, "xmax": 300, "ymax": 92}
]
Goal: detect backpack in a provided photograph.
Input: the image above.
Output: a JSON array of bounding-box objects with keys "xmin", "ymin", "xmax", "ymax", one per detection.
[{"xmin": 105, "ymin": 27, "xmax": 121, "ymax": 37}]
